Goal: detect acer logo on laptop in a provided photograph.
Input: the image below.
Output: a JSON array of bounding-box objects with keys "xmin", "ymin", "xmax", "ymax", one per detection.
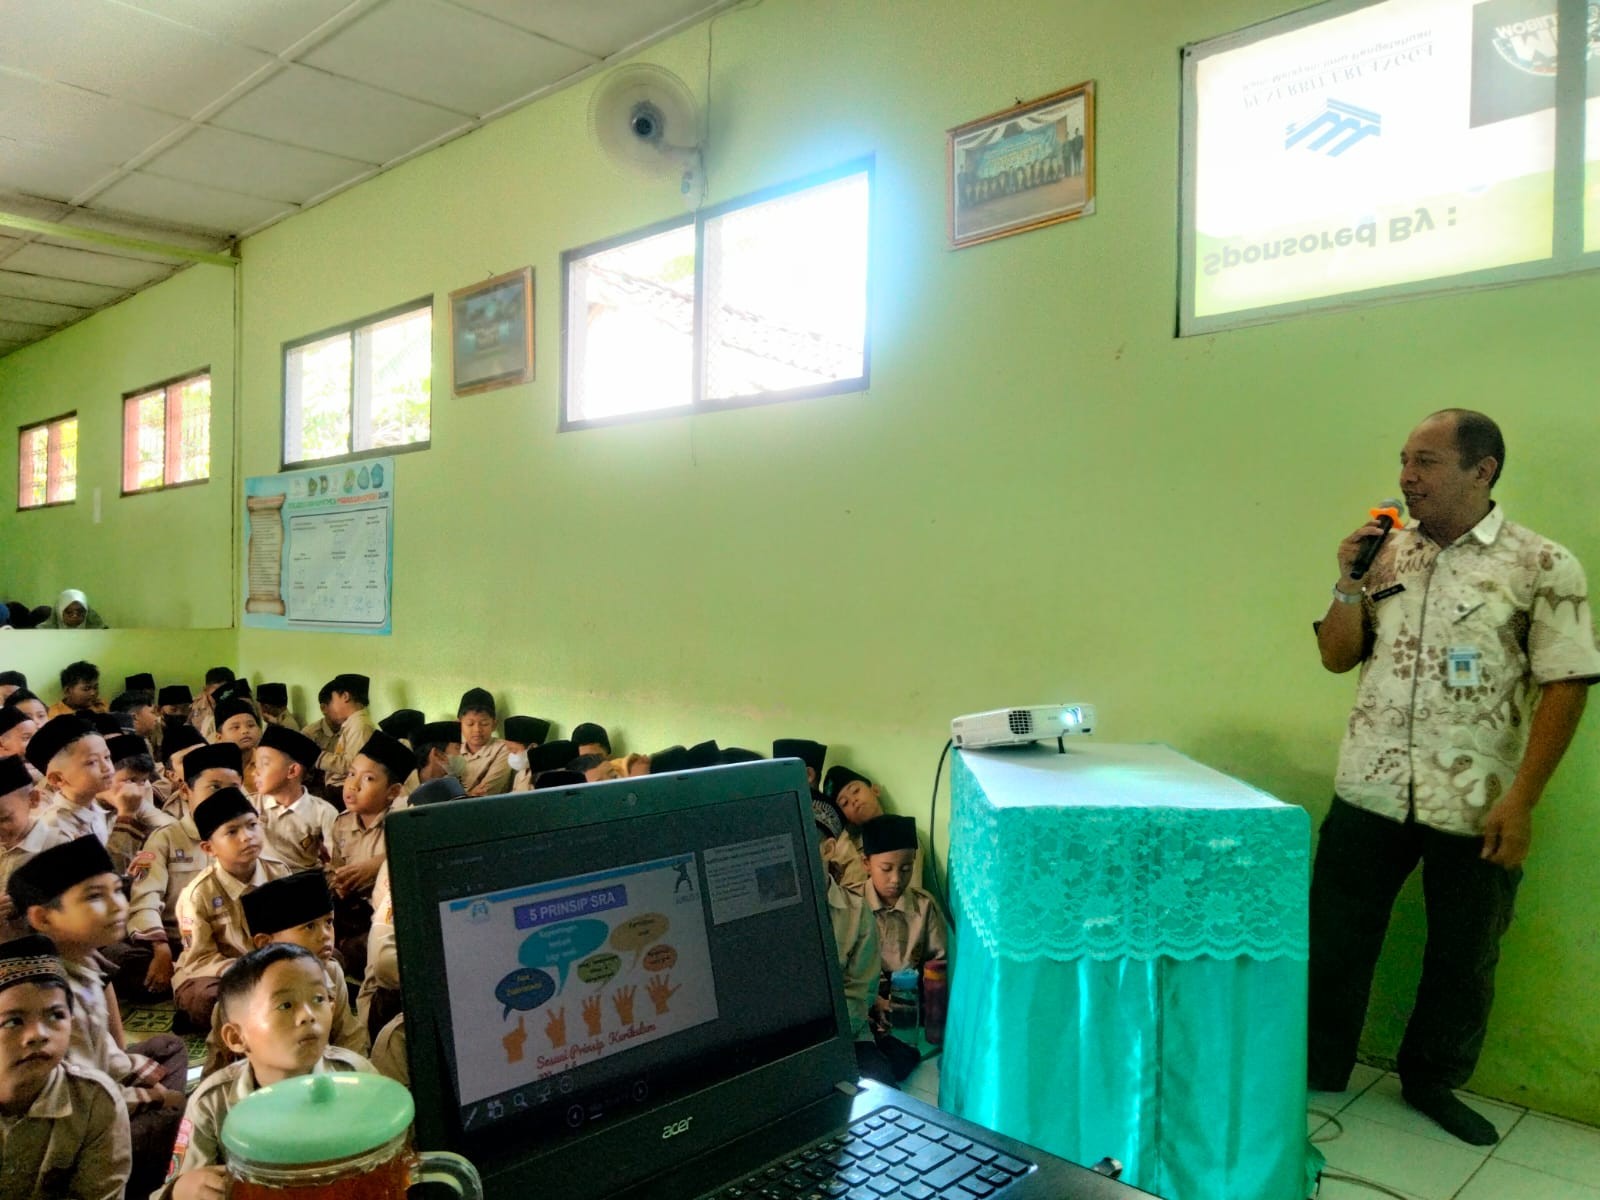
[{"xmin": 661, "ymin": 1117, "xmax": 694, "ymax": 1140}]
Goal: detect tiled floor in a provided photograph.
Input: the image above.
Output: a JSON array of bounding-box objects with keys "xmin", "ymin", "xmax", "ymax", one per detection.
[
  {"xmin": 1311, "ymin": 1066, "xmax": 1600, "ymax": 1199},
  {"xmin": 909, "ymin": 1056, "xmax": 1600, "ymax": 1199}
]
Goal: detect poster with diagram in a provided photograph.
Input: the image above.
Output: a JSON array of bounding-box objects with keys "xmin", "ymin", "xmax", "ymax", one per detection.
[
  {"xmin": 242, "ymin": 458, "xmax": 394, "ymax": 635},
  {"xmin": 439, "ymin": 853, "xmax": 719, "ymax": 1110}
]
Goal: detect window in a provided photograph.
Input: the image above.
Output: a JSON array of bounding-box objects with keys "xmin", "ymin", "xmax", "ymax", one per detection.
[
  {"xmin": 1181, "ymin": 0, "xmax": 1598, "ymax": 333},
  {"xmin": 17, "ymin": 413, "xmax": 78, "ymax": 509},
  {"xmin": 564, "ymin": 160, "xmax": 870, "ymax": 427},
  {"xmin": 122, "ymin": 371, "xmax": 211, "ymax": 493},
  {"xmin": 283, "ymin": 299, "xmax": 432, "ymax": 466}
]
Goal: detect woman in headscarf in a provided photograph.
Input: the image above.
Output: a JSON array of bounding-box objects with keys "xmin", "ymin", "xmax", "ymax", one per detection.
[{"xmin": 42, "ymin": 588, "xmax": 107, "ymax": 629}]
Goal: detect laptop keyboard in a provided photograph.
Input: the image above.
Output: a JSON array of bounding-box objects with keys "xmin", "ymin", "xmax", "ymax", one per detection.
[{"xmin": 707, "ymin": 1106, "xmax": 1034, "ymax": 1200}]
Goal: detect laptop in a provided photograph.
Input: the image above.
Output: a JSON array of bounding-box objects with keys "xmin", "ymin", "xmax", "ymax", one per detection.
[{"xmin": 388, "ymin": 758, "xmax": 1156, "ymax": 1199}]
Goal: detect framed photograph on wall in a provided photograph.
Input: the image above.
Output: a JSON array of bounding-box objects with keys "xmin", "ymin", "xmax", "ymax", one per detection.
[
  {"xmin": 449, "ymin": 267, "xmax": 534, "ymax": 395},
  {"xmin": 947, "ymin": 81, "xmax": 1095, "ymax": 249}
]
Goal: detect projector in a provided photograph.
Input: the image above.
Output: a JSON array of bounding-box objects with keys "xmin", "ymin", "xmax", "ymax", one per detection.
[{"xmin": 950, "ymin": 704, "xmax": 1096, "ymax": 749}]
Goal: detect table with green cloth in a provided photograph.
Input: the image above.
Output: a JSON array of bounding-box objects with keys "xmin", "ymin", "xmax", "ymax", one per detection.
[{"xmin": 939, "ymin": 743, "xmax": 1317, "ymax": 1200}]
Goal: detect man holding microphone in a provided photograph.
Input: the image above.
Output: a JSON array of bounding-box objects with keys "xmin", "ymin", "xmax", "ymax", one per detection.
[{"xmin": 1308, "ymin": 409, "xmax": 1600, "ymax": 1145}]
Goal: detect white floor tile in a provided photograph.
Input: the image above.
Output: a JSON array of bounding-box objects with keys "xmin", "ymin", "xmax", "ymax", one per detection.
[
  {"xmin": 1316, "ymin": 1177, "xmax": 1423, "ymax": 1200},
  {"xmin": 1319, "ymin": 1112, "xmax": 1489, "ymax": 1200},
  {"xmin": 1343, "ymin": 1074, "xmax": 1525, "ymax": 1147},
  {"xmin": 1457, "ymin": 1159, "xmax": 1600, "ymax": 1200},
  {"xmin": 903, "ymin": 1056, "xmax": 941, "ymax": 1102},
  {"xmin": 1309, "ymin": 1062, "xmax": 1387, "ymax": 1110},
  {"xmin": 1495, "ymin": 1114, "xmax": 1600, "ymax": 1189}
]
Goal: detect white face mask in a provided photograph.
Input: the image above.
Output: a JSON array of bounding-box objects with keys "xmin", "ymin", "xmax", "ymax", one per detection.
[
  {"xmin": 446, "ymin": 755, "xmax": 467, "ymax": 777},
  {"xmin": 507, "ymin": 752, "xmax": 528, "ymax": 773}
]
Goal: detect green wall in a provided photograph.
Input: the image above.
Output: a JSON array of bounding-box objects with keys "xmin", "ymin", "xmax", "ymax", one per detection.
[{"xmin": 2, "ymin": 0, "xmax": 1597, "ymax": 1122}]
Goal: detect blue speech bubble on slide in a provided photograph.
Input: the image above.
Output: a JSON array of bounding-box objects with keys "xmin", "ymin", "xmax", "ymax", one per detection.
[
  {"xmin": 495, "ymin": 967, "xmax": 556, "ymax": 1019},
  {"xmin": 517, "ymin": 918, "xmax": 609, "ymax": 990}
]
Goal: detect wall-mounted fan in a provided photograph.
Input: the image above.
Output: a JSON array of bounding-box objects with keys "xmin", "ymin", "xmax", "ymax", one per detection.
[{"xmin": 588, "ymin": 63, "xmax": 705, "ymax": 206}]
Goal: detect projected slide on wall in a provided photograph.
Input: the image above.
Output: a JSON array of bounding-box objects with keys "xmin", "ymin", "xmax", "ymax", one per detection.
[{"xmin": 1185, "ymin": 0, "xmax": 1582, "ymax": 325}]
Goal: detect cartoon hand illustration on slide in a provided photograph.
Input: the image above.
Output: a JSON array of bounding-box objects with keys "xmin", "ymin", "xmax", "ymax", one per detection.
[
  {"xmin": 647, "ymin": 974, "xmax": 680, "ymax": 1016},
  {"xmin": 502, "ymin": 1015, "xmax": 528, "ymax": 1064},
  {"xmin": 612, "ymin": 985, "xmax": 637, "ymax": 1024},
  {"xmin": 544, "ymin": 1006, "xmax": 568, "ymax": 1049},
  {"xmin": 582, "ymin": 995, "xmax": 604, "ymax": 1037}
]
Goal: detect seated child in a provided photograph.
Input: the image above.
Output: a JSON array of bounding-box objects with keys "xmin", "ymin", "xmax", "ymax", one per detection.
[
  {"xmin": 0, "ymin": 704, "xmax": 37, "ymax": 764},
  {"xmin": 812, "ymin": 802, "xmax": 891, "ymax": 1086},
  {"xmin": 0, "ymin": 933, "xmax": 131, "ymax": 1200},
  {"xmin": 256, "ymin": 682, "xmax": 299, "ymax": 730},
  {"xmin": 9, "ymin": 836, "xmax": 189, "ymax": 1200},
  {"xmin": 571, "ymin": 722, "xmax": 611, "ymax": 759},
  {"xmin": 200, "ymin": 870, "xmax": 369, "ymax": 1069},
  {"xmin": 316, "ymin": 674, "xmax": 375, "ymax": 803},
  {"xmin": 26, "ymin": 716, "xmax": 113, "ymax": 846},
  {"xmin": 503, "ymin": 716, "xmax": 550, "ymax": 759},
  {"xmin": 212, "ymin": 696, "xmax": 263, "ymax": 794},
  {"xmin": 159, "ymin": 944, "xmax": 375, "ymax": 1200},
  {"xmin": 124, "ymin": 743, "xmax": 238, "ymax": 1000},
  {"xmin": 110, "ymin": 689, "xmax": 161, "ymax": 760},
  {"xmin": 6, "ymin": 690, "xmax": 49, "ymax": 728},
  {"xmin": 821, "ymin": 764, "xmax": 902, "ymax": 890},
  {"xmin": 102, "ymin": 732, "xmax": 177, "ymax": 876},
  {"xmin": 171, "ymin": 787, "xmax": 288, "ymax": 1029},
  {"xmin": 254, "ymin": 724, "xmax": 337, "ymax": 870},
  {"xmin": 189, "ymin": 668, "xmax": 235, "ymax": 741},
  {"xmin": 157, "ymin": 726, "xmax": 207, "ymax": 814},
  {"xmin": 858, "ymin": 814, "xmax": 948, "ymax": 1081},
  {"xmin": 0, "ymin": 670, "xmax": 25, "ymax": 705},
  {"xmin": 569, "ymin": 753, "xmax": 623, "ymax": 782},
  {"xmin": 329, "ymin": 731, "xmax": 410, "ymax": 980},
  {"xmin": 377, "ymin": 708, "xmax": 425, "ymax": 744},
  {"xmin": 457, "ymin": 688, "xmax": 513, "ymax": 796},
  {"xmin": 46, "ymin": 661, "xmax": 106, "ymax": 718},
  {"xmin": 405, "ymin": 720, "xmax": 461, "ymax": 793},
  {"xmin": 515, "ymin": 738, "xmax": 577, "ymax": 791},
  {"xmin": 773, "ymin": 738, "xmax": 829, "ymax": 806},
  {"xmin": 0, "ymin": 754, "xmax": 62, "ymax": 941},
  {"xmin": 302, "ymin": 680, "xmax": 341, "ymax": 753},
  {"xmin": 156, "ymin": 685, "xmax": 193, "ymax": 723}
]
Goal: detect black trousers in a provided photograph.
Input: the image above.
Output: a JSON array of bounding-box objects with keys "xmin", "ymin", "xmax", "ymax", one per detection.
[{"xmin": 1307, "ymin": 797, "xmax": 1521, "ymax": 1092}]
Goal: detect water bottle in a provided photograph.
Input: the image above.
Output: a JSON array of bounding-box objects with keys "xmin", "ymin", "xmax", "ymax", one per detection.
[
  {"xmin": 889, "ymin": 968, "xmax": 920, "ymax": 1031},
  {"xmin": 921, "ymin": 959, "xmax": 948, "ymax": 1047}
]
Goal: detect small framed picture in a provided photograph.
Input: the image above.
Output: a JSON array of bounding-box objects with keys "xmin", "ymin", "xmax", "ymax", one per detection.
[
  {"xmin": 947, "ymin": 81, "xmax": 1095, "ymax": 250},
  {"xmin": 450, "ymin": 267, "xmax": 534, "ymax": 395}
]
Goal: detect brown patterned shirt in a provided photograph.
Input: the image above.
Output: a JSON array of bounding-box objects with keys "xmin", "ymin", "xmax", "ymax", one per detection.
[{"xmin": 1335, "ymin": 507, "xmax": 1600, "ymax": 833}]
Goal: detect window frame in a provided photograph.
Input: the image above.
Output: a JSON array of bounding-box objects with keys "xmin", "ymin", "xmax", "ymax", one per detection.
[
  {"xmin": 560, "ymin": 155, "xmax": 874, "ymax": 432},
  {"xmin": 1179, "ymin": 0, "xmax": 1595, "ymax": 335},
  {"xmin": 15, "ymin": 410, "xmax": 79, "ymax": 512},
  {"xmin": 280, "ymin": 296, "xmax": 434, "ymax": 470},
  {"xmin": 120, "ymin": 367, "xmax": 212, "ymax": 497}
]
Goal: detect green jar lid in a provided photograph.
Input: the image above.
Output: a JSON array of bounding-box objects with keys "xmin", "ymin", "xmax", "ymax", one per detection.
[{"xmin": 221, "ymin": 1073, "xmax": 414, "ymax": 1165}]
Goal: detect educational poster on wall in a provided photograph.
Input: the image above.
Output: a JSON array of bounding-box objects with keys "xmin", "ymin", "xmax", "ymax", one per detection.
[
  {"xmin": 242, "ymin": 458, "xmax": 394, "ymax": 635},
  {"xmin": 439, "ymin": 853, "xmax": 718, "ymax": 1114},
  {"xmin": 1187, "ymin": 0, "xmax": 1591, "ymax": 323}
]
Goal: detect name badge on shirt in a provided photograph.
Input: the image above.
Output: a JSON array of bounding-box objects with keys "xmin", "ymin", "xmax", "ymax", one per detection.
[
  {"xmin": 1371, "ymin": 584, "xmax": 1405, "ymax": 602},
  {"xmin": 1447, "ymin": 646, "xmax": 1482, "ymax": 688}
]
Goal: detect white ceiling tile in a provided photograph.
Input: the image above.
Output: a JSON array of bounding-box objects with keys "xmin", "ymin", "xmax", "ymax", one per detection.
[
  {"xmin": 0, "ymin": 71, "xmax": 187, "ymax": 165},
  {"xmin": 213, "ymin": 65, "xmax": 469, "ymax": 161},
  {"xmin": 2, "ymin": 242, "xmax": 177, "ymax": 289},
  {"xmin": 0, "ymin": 317, "xmax": 55, "ymax": 341},
  {"xmin": 143, "ymin": 126, "xmax": 375, "ymax": 204},
  {"xmin": 304, "ymin": 0, "xmax": 596, "ymax": 117},
  {"xmin": 0, "ymin": 136, "xmax": 121, "ymax": 203},
  {"xmin": 0, "ymin": 192, "xmax": 73, "ymax": 224},
  {"xmin": 90, "ymin": 173, "xmax": 294, "ymax": 235},
  {"xmin": 0, "ymin": 0, "xmax": 276, "ymax": 118},
  {"xmin": 113, "ymin": 0, "xmax": 361, "ymax": 55},
  {"xmin": 0, "ymin": 270, "xmax": 127, "ymax": 307},
  {"xmin": 0, "ymin": 295, "xmax": 86, "ymax": 325},
  {"xmin": 451, "ymin": 0, "xmax": 722, "ymax": 57}
]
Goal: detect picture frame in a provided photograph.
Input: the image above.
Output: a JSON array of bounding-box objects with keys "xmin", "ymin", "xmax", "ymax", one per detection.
[
  {"xmin": 947, "ymin": 81, "xmax": 1095, "ymax": 250},
  {"xmin": 450, "ymin": 267, "xmax": 534, "ymax": 395}
]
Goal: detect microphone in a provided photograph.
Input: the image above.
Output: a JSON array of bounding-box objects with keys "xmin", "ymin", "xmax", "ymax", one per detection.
[{"xmin": 1349, "ymin": 498, "xmax": 1404, "ymax": 581}]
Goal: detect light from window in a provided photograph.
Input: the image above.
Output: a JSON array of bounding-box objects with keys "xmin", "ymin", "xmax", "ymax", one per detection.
[
  {"xmin": 563, "ymin": 162, "xmax": 871, "ymax": 427},
  {"xmin": 284, "ymin": 301, "xmax": 431, "ymax": 466},
  {"xmin": 17, "ymin": 414, "xmax": 77, "ymax": 509},
  {"xmin": 122, "ymin": 372, "xmax": 211, "ymax": 493}
]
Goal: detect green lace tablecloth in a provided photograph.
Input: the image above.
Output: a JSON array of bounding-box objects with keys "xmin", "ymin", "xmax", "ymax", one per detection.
[{"xmin": 939, "ymin": 743, "xmax": 1317, "ymax": 1200}]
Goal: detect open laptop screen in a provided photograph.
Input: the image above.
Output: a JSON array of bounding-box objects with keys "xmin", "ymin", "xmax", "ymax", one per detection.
[{"xmin": 388, "ymin": 762, "xmax": 851, "ymax": 1193}]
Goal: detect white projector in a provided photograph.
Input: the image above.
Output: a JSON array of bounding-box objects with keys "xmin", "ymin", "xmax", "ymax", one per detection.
[{"xmin": 950, "ymin": 704, "xmax": 1096, "ymax": 749}]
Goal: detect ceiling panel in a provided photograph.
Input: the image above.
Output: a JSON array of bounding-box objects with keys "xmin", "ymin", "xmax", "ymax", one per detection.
[
  {"xmin": 0, "ymin": 270, "xmax": 127, "ymax": 307},
  {"xmin": 143, "ymin": 126, "xmax": 374, "ymax": 205},
  {"xmin": 0, "ymin": 0, "xmax": 276, "ymax": 118},
  {"xmin": 0, "ymin": 135, "xmax": 121, "ymax": 204},
  {"xmin": 115, "ymin": 0, "xmax": 363, "ymax": 55},
  {"xmin": 212, "ymin": 64, "xmax": 470, "ymax": 162},
  {"xmin": 90, "ymin": 173, "xmax": 295, "ymax": 234},
  {"xmin": 452, "ymin": 0, "xmax": 720, "ymax": 57},
  {"xmin": 56, "ymin": 209, "xmax": 234, "ymax": 254},
  {"xmin": 2, "ymin": 243, "xmax": 178, "ymax": 290},
  {"xmin": 303, "ymin": 0, "xmax": 597, "ymax": 117},
  {"xmin": 0, "ymin": 295, "xmax": 88, "ymax": 326},
  {"xmin": 0, "ymin": 317, "xmax": 55, "ymax": 342},
  {"xmin": 0, "ymin": 71, "xmax": 187, "ymax": 167}
]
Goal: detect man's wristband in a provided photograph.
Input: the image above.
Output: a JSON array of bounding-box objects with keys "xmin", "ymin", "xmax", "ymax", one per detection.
[{"xmin": 1331, "ymin": 583, "xmax": 1363, "ymax": 605}]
